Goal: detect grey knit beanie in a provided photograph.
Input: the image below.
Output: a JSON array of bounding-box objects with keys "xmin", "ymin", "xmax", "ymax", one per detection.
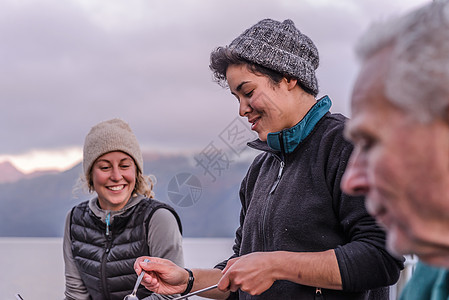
[
  {"xmin": 229, "ymin": 18, "xmax": 319, "ymax": 96},
  {"xmin": 83, "ymin": 118, "xmax": 143, "ymax": 177}
]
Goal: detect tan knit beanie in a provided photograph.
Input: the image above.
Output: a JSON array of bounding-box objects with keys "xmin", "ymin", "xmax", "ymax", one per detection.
[{"xmin": 83, "ymin": 118, "xmax": 143, "ymax": 177}]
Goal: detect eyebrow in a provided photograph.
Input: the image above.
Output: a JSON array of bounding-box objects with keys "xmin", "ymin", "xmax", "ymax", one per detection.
[
  {"xmin": 96, "ymin": 157, "xmax": 133, "ymax": 164},
  {"xmin": 344, "ymin": 119, "xmax": 375, "ymax": 144},
  {"xmin": 235, "ymin": 81, "xmax": 250, "ymax": 92},
  {"xmin": 230, "ymin": 81, "xmax": 250, "ymax": 97},
  {"xmin": 343, "ymin": 120, "xmax": 359, "ymax": 141},
  {"xmin": 343, "ymin": 125, "xmax": 354, "ymax": 141}
]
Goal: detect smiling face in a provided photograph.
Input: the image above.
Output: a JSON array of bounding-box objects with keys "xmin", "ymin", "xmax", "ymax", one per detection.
[
  {"xmin": 341, "ymin": 46, "xmax": 449, "ymax": 266},
  {"xmin": 91, "ymin": 151, "xmax": 137, "ymax": 211},
  {"xmin": 226, "ymin": 64, "xmax": 303, "ymax": 141}
]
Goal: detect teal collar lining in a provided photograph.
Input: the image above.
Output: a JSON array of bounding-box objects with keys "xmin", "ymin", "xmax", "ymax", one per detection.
[{"xmin": 266, "ymin": 96, "xmax": 332, "ymax": 153}]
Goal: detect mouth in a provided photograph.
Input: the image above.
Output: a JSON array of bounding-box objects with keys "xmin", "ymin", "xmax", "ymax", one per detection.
[
  {"xmin": 366, "ymin": 198, "xmax": 389, "ymax": 225},
  {"xmin": 107, "ymin": 185, "xmax": 126, "ymax": 191},
  {"xmin": 375, "ymin": 215, "xmax": 391, "ymax": 231},
  {"xmin": 248, "ymin": 116, "xmax": 261, "ymax": 130}
]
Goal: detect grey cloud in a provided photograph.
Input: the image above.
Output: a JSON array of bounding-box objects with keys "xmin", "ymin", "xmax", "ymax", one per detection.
[{"xmin": 0, "ymin": 0, "xmax": 428, "ymax": 155}]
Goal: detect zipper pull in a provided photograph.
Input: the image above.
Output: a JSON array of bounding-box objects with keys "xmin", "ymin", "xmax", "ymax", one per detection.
[
  {"xmin": 105, "ymin": 212, "xmax": 111, "ymax": 236},
  {"xmin": 269, "ymin": 160, "xmax": 285, "ymax": 194}
]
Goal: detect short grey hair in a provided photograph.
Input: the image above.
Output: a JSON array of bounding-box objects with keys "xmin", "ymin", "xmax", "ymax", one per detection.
[{"xmin": 355, "ymin": 0, "xmax": 449, "ymax": 123}]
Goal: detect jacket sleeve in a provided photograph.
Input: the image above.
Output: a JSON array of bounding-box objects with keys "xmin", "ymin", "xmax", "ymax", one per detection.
[
  {"xmin": 147, "ymin": 208, "xmax": 184, "ymax": 267},
  {"xmin": 63, "ymin": 210, "xmax": 91, "ymax": 300},
  {"xmin": 330, "ymin": 134, "xmax": 404, "ymax": 292},
  {"xmin": 142, "ymin": 208, "xmax": 185, "ymax": 300}
]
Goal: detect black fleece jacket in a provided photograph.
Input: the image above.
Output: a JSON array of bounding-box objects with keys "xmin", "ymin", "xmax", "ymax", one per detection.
[{"xmin": 216, "ymin": 108, "xmax": 403, "ymax": 300}]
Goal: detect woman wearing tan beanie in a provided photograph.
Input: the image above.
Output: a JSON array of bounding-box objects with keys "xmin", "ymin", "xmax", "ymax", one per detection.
[
  {"xmin": 63, "ymin": 118, "xmax": 184, "ymax": 300},
  {"xmin": 133, "ymin": 19, "xmax": 403, "ymax": 300}
]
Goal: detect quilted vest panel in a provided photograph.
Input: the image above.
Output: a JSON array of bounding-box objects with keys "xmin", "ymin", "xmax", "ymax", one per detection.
[{"xmin": 70, "ymin": 198, "xmax": 181, "ymax": 300}]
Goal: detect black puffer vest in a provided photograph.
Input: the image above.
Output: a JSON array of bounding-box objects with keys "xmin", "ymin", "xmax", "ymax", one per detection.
[{"xmin": 70, "ymin": 198, "xmax": 182, "ymax": 300}]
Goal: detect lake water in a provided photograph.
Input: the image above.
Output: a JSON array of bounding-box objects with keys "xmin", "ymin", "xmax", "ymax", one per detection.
[
  {"xmin": 0, "ymin": 237, "xmax": 415, "ymax": 300},
  {"xmin": 0, "ymin": 237, "xmax": 234, "ymax": 300}
]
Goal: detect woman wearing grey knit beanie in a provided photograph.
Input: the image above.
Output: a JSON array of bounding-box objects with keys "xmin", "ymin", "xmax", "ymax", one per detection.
[
  {"xmin": 62, "ymin": 118, "xmax": 184, "ymax": 300},
  {"xmin": 134, "ymin": 19, "xmax": 402, "ymax": 299}
]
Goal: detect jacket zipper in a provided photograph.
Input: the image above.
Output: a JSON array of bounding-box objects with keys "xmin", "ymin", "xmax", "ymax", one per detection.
[
  {"xmin": 262, "ymin": 133, "xmax": 285, "ymax": 250},
  {"xmin": 315, "ymin": 287, "xmax": 323, "ymax": 299},
  {"xmin": 269, "ymin": 160, "xmax": 285, "ymax": 194},
  {"xmin": 105, "ymin": 212, "xmax": 111, "ymax": 236},
  {"xmin": 101, "ymin": 212, "xmax": 112, "ymax": 299},
  {"xmin": 269, "ymin": 132, "xmax": 285, "ymax": 194}
]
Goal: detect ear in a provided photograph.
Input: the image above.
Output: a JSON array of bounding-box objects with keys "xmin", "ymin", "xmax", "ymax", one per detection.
[{"xmin": 284, "ymin": 77, "xmax": 298, "ymax": 91}]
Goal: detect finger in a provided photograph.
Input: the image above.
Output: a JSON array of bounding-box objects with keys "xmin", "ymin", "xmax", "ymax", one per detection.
[
  {"xmin": 142, "ymin": 273, "xmax": 155, "ymax": 283},
  {"xmin": 217, "ymin": 274, "xmax": 231, "ymax": 292},
  {"xmin": 222, "ymin": 258, "xmax": 237, "ymax": 274},
  {"xmin": 227, "ymin": 277, "xmax": 244, "ymax": 293},
  {"xmin": 142, "ymin": 271, "xmax": 155, "ymax": 282},
  {"xmin": 134, "ymin": 256, "xmax": 151, "ymax": 273},
  {"xmin": 141, "ymin": 276, "xmax": 160, "ymax": 291},
  {"xmin": 134, "ymin": 259, "xmax": 143, "ymax": 273},
  {"xmin": 139, "ymin": 259, "xmax": 155, "ymax": 271}
]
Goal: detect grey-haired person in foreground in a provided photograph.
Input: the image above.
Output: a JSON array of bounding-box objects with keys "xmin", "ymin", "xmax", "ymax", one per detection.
[
  {"xmin": 341, "ymin": 1, "xmax": 449, "ymax": 299},
  {"xmin": 134, "ymin": 18, "xmax": 403, "ymax": 299},
  {"xmin": 63, "ymin": 118, "xmax": 184, "ymax": 300}
]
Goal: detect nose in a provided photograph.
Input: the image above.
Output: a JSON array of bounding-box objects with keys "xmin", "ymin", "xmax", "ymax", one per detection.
[
  {"xmin": 341, "ymin": 147, "xmax": 370, "ymax": 196},
  {"xmin": 110, "ymin": 166, "xmax": 123, "ymax": 181},
  {"xmin": 239, "ymin": 98, "xmax": 252, "ymax": 117}
]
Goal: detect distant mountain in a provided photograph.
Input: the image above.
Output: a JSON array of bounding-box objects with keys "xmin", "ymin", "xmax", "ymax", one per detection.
[
  {"xmin": 0, "ymin": 150, "xmax": 255, "ymax": 238},
  {"xmin": 0, "ymin": 161, "xmax": 25, "ymax": 183},
  {"xmin": 0, "ymin": 161, "xmax": 59, "ymax": 183}
]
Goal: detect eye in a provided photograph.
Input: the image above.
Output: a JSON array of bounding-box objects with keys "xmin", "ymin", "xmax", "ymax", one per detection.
[
  {"xmin": 244, "ymin": 90, "xmax": 254, "ymax": 98},
  {"xmin": 120, "ymin": 159, "xmax": 134, "ymax": 169},
  {"xmin": 99, "ymin": 165, "xmax": 110, "ymax": 171},
  {"xmin": 357, "ymin": 137, "xmax": 375, "ymax": 152},
  {"xmin": 344, "ymin": 125, "xmax": 376, "ymax": 153}
]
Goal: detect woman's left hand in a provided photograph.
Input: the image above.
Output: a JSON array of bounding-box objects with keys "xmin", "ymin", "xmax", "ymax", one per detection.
[{"xmin": 218, "ymin": 252, "xmax": 277, "ymax": 295}]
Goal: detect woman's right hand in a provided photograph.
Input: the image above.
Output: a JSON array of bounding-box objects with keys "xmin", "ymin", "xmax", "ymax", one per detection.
[{"xmin": 134, "ymin": 256, "xmax": 189, "ymax": 295}]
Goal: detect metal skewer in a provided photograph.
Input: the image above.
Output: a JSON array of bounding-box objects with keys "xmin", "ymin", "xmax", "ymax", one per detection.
[{"xmin": 172, "ymin": 284, "xmax": 218, "ymax": 300}]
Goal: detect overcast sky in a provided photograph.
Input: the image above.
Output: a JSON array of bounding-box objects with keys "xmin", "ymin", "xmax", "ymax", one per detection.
[{"xmin": 0, "ymin": 0, "xmax": 430, "ymax": 173}]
